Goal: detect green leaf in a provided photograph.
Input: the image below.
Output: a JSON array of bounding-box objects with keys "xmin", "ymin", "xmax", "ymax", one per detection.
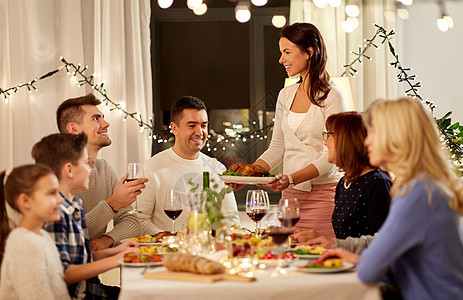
[{"xmin": 439, "ymin": 119, "xmax": 451, "ymax": 130}]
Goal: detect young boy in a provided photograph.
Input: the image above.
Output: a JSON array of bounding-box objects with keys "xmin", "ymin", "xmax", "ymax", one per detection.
[{"xmin": 32, "ymin": 133, "xmax": 138, "ymax": 299}]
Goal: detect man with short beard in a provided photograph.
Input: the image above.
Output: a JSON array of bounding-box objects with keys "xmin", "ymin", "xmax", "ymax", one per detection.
[
  {"xmin": 137, "ymin": 96, "xmax": 239, "ymax": 234},
  {"xmin": 56, "ymin": 94, "xmax": 147, "ymax": 250}
]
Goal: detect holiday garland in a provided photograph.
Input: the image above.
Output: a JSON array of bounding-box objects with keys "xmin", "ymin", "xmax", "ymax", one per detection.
[
  {"xmin": 1, "ymin": 24, "xmax": 461, "ymax": 174},
  {"xmin": 342, "ymin": 24, "xmax": 462, "ymax": 175},
  {"xmin": 0, "ymin": 57, "xmax": 271, "ymax": 151}
]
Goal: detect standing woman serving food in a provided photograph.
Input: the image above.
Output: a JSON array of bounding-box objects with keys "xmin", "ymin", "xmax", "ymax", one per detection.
[{"xmin": 256, "ymin": 23, "xmax": 347, "ymax": 237}]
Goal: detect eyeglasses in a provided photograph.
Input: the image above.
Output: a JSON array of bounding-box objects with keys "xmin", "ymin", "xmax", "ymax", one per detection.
[{"xmin": 322, "ymin": 131, "xmax": 334, "ymax": 142}]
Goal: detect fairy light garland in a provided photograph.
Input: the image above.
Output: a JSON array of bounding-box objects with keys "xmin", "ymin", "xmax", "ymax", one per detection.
[
  {"xmin": 0, "ymin": 56, "xmax": 272, "ymax": 151},
  {"xmin": 342, "ymin": 24, "xmax": 462, "ymax": 173}
]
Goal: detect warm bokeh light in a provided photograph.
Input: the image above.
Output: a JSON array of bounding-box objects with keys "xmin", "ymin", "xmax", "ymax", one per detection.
[
  {"xmin": 401, "ymin": 0, "xmax": 413, "ymax": 6},
  {"xmin": 345, "ymin": 5, "xmax": 360, "ymax": 18},
  {"xmin": 444, "ymin": 16, "xmax": 454, "ymax": 29},
  {"xmin": 158, "ymin": 0, "xmax": 173, "ymax": 9},
  {"xmin": 272, "ymin": 15, "xmax": 286, "ymax": 28},
  {"xmin": 341, "ymin": 20, "xmax": 355, "ymax": 33},
  {"xmin": 328, "ymin": 0, "xmax": 341, "ymax": 7},
  {"xmin": 437, "ymin": 18, "xmax": 449, "ymax": 32},
  {"xmin": 397, "ymin": 8, "xmax": 409, "ymax": 20},
  {"xmin": 235, "ymin": 8, "xmax": 251, "ymax": 23},
  {"xmin": 251, "ymin": 0, "xmax": 268, "ymax": 6},
  {"xmin": 193, "ymin": 3, "xmax": 207, "ymax": 15},
  {"xmin": 313, "ymin": 0, "xmax": 328, "ymax": 8},
  {"xmin": 187, "ymin": 0, "xmax": 202, "ymax": 10},
  {"xmin": 347, "ymin": 17, "xmax": 359, "ymax": 29}
]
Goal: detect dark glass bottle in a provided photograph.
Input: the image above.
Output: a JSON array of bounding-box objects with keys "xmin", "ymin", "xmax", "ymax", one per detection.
[{"xmin": 203, "ymin": 171, "xmax": 210, "ymax": 190}]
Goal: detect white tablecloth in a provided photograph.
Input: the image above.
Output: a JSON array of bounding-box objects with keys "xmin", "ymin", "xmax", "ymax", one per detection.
[{"xmin": 119, "ymin": 265, "xmax": 381, "ymax": 300}]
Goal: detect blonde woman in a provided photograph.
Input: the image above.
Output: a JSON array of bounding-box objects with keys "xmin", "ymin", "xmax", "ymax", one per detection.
[{"xmin": 316, "ymin": 98, "xmax": 463, "ymax": 300}]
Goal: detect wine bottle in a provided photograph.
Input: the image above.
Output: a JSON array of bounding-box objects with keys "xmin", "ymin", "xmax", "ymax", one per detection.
[{"xmin": 203, "ymin": 171, "xmax": 210, "ymax": 190}]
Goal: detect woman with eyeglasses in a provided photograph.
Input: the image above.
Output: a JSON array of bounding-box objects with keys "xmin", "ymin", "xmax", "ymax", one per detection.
[
  {"xmin": 293, "ymin": 112, "xmax": 391, "ymax": 243},
  {"xmin": 314, "ymin": 98, "xmax": 463, "ymax": 300},
  {"xmin": 323, "ymin": 112, "xmax": 391, "ymax": 238}
]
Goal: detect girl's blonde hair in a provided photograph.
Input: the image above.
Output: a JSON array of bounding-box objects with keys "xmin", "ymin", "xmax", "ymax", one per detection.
[{"xmin": 363, "ymin": 98, "xmax": 463, "ymax": 215}]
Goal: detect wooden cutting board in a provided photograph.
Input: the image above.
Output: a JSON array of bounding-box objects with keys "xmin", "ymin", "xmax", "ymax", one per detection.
[{"xmin": 143, "ymin": 271, "xmax": 256, "ymax": 283}]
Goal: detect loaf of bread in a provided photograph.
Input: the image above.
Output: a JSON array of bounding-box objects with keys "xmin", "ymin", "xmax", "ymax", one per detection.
[{"xmin": 163, "ymin": 253, "xmax": 225, "ymax": 275}]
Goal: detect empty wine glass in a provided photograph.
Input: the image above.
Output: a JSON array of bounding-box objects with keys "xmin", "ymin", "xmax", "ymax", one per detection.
[
  {"xmin": 246, "ymin": 190, "xmax": 270, "ymax": 237},
  {"xmin": 164, "ymin": 190, "xmax": 185, "ymax": 233},
  {"xmin": 127, "ymin": 163, "xmax": 145, "ymax": 214}
]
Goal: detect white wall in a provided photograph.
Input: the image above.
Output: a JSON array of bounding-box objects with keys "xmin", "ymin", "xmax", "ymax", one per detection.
[{"xmin": 400, "ymin": 2, "xmax": 463, "ymax": 123}]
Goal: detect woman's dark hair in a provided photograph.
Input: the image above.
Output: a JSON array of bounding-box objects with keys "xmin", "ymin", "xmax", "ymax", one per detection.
[
  {"xmin": 281, "ymin": 23, "xmax": 331, "ymax": 107},
  {"xmin": 1, "ymin": 164, "xmax": 54, "ymax": 265},
  {"xmin": 326, "ymin": 112, "xmax": 373, "ymax": 184}
]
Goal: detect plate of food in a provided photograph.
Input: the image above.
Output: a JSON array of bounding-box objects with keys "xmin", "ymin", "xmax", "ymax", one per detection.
[
  {"xmin": 123, "ymin": 231, "xmax": 176, "ymax": 245},
  {"xmin": 291, "ymin": 245, "xmax": 326, "ymax": 259},
  {"xmin": 297, "ymin": 259, "xmax": 354, "ymax": 273},
  {"xmin": 257, "ymin": 252, "xmax": 296, "ymax": 268},
  {"xmin": 119, "ymin": 253, "xmax": 163, "ymax": 267},
  {"xmin": 220, "ymin": 163, "xmax": 275, "ymax": 185}
]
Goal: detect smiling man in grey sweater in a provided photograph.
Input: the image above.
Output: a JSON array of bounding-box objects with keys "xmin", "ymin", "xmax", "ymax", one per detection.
[{"xmin": 56, "ymin": 94, "xmax": 148, "ymax": 250}]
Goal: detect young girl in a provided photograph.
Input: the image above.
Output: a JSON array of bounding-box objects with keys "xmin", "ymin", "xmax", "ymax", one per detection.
[
  {"xmin": 317, "ymin": 98, "xmax": 463, "ymax": 299},
  {"xmin": 0, "ymin": 164, "xmax": 70, "ymax": 299},
  {"xmin": 325, "ymin": 112, "xmax": 391, "ymax": 238}
]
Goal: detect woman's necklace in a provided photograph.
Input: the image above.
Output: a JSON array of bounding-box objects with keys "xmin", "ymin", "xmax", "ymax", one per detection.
[{"xmin": 343, "ymin": 181, "xmax": 351, "ymax": 189}]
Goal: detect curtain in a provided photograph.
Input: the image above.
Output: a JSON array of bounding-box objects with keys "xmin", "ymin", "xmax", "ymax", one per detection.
[
  {"xmin": 0, "ymin": 0, "xmax": 152, "ymax": 176},
  {"xmin": 289, "ymin": 0, "xmax": 398, "ymax": 111}
]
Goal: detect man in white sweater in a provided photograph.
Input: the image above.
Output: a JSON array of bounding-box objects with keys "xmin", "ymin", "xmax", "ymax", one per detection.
[
  {"xmin": 137, "ymin": 96, "xmax": 240, "ymax": 234},
  {"xmin": 56, "ymin": 94, "xmax": 147, "ymax": 250}
]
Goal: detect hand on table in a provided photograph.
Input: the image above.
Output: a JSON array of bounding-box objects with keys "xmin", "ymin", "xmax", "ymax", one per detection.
[
  {"xmin": 257, "ymin": 173, "xmax": 289, "ymax": 192},
  {"xmin": 107, "ymin": 174, "xmax": 148, "ymax": 211},
  {"xmin": 91, "ymin": 236, "xmax": 115, "ymax": 251},
  {"xmin": 314, "ymin": 248, "xmax": 360, "ymax": 266},
  {"xmin": 301, "ymin": 235, "xmax": 336, "ymax": 250},
  {"xmin": 292, "ymin": 229, "xmax": 322, "ymax": 243}
]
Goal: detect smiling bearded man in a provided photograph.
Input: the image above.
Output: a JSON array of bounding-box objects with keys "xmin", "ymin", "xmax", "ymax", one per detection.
[
  {"xmin": 137, "ymin": 96, "xmax": 240, "ymax": 234},
  {"xmin": 56, "ymin": 94, "xmax": 147, "ymax": 250}
]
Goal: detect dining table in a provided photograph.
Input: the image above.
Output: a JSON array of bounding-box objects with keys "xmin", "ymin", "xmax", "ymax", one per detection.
[{"xmin": 118, "ymin": 261, "xmax": 381, "ymax": 300}]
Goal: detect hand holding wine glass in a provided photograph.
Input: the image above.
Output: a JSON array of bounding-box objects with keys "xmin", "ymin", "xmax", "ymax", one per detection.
[
  {"xmin": 246, "ymin": 190, "xmax": 270, "ymax": 237},
  {"xmin": 127, "ymin": 163, "xmax": 145, "ymax": 214},
  {"xmin": 164, "ymin": 190, "xmax": 185, "ymax": 233}
]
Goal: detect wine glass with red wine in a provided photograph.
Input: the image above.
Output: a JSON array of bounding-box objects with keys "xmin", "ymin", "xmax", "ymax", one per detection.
[
  {"xmin": 164, "ymin": 190, "xmax": 184, "ymax": 233},
  {"xmin": 127, "ymin": 163, "xmax": 145, "ymax": 214},
  {"xmin": 268, "ymin": 209, "xmax": 293, "ymax": 277},
  {"xmin": 246, "ymin": 190, "xmax": 270, "ymax": 237},
  {"xmin": 278, "ymin": 198, "xmax": 300, "ymax": 228}
]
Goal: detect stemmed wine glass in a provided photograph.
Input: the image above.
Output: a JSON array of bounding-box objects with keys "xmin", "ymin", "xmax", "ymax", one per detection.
[
  {"xmin": 246, "ymin": 190, "xmax": 270, "ymax": 237},
  {"xmin": 278, "ymin": 198, "xmax": 300, "ymax": 228},
  {"xmin": 127, "ymin": 163, "xmax": 145, "ymax": 214},
  {"xmin": 164, "ymin": 190, "xmax": 185, "ymax": 233},
  {"xmin": 268, "ymin": 208, "xmax": 293, "ymax": 277}
]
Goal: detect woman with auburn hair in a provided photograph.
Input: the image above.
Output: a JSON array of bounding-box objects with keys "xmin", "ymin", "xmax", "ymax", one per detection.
[
  {"xmin": 229, "ymin": 22, "xmax": 348, "ymax": 238},
  {"xmin": 316, "ymin": 98, "xmax": 463, "ymax": 300},
  {"xmin": 325, "ymin": 112, "xmax": 391, "ymax": 238}
]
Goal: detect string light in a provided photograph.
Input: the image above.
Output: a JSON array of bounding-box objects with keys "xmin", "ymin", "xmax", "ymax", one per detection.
[
  {"xmin": 341, "ymin": 24, "xmax": 461, "ymax": 173},
  {"xmin": 235, "ymin": 5, "xmax": 251, "ymax": 23},
  {"xmin": 158, "ymin": 0, "xmax": 173, "ymax": 9}
]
